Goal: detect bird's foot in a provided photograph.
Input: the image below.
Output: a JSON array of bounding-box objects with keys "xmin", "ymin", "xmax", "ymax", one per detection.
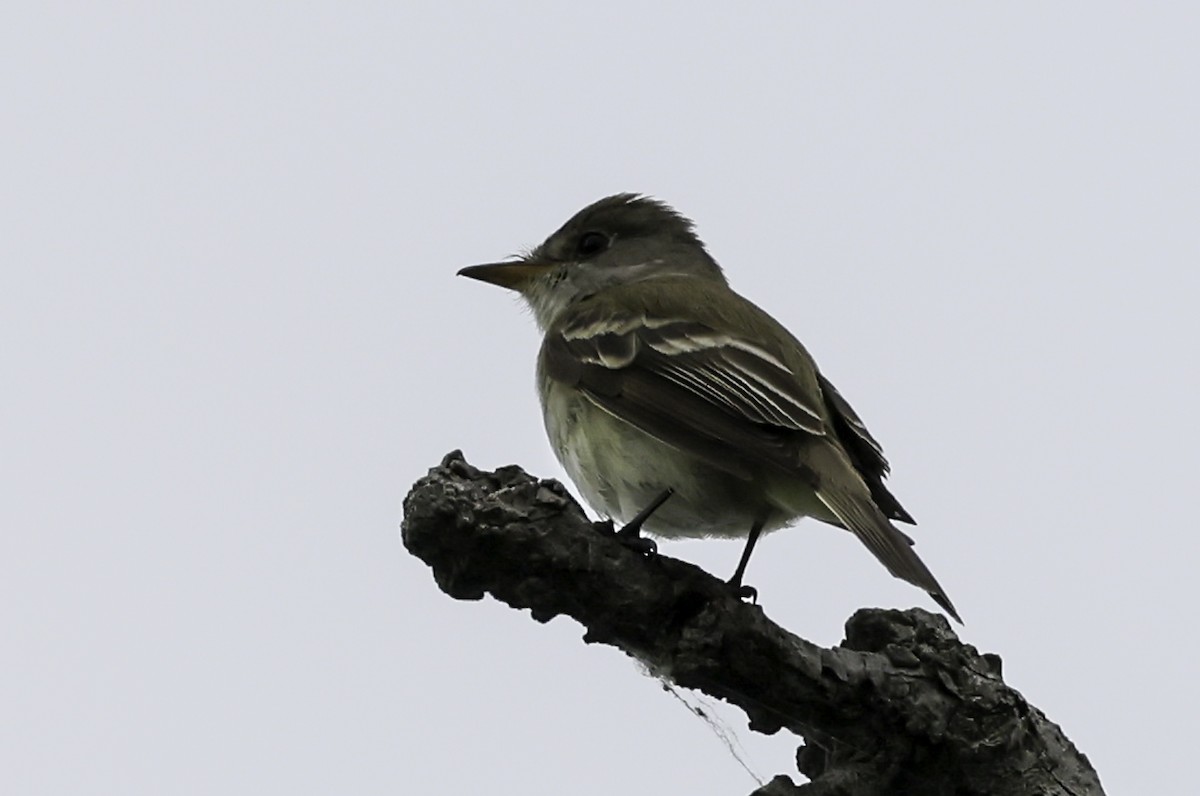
[
  {"xmin": 615, "ymin": 525, "xmax": 657, "ymax": 555},
  {"xmin": 591, "ymin": 518, "xmax": 658, "ymax": 555},
  {"xmin": 597, "ymin": 488, "xmax": 674, "ymax": 556},
  {"xmin": 726, "ymin": 517, "xmax": 766, "ymax": 603},
  {"xmin": 727, "ymin": 578, "xmax": 758, "ymax": 603}
]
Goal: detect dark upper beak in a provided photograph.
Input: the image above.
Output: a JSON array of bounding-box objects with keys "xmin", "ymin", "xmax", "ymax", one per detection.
[{"xmin": 457, "ymin": 260, "xmax": 553, "ymax": 291}]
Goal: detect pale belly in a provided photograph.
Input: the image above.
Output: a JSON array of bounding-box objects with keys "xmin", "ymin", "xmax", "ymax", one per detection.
[{"xmin": 540, "ymin": 382, "xmax": 825, "ymax": 539}]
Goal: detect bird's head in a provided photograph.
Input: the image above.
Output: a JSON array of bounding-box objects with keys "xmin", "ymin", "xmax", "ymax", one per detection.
[{"xmin": 458, "ymin": 194, "xmax": 725, "ymax": 330}]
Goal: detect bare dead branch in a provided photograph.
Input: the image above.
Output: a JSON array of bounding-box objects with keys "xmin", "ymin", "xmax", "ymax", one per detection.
[{"xmin": 401, "ymin": 451, "xmax": 1104, "ymax": 796}]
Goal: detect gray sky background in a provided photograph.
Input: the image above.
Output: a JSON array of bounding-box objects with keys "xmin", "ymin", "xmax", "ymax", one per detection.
[{"xmin": 4, "ymin": 4, "xmax": 1196, "ymax": 794}]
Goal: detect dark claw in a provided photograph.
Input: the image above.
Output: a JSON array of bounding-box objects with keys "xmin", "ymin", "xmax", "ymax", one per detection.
[
  {"xmin": 591, "ymin": 518, "xmax": 659, "ymax": 555},
  {"xmin": 616, "ymin": 532, "xmax": 657, "ymax": 556},
  {"xmin": 731, "ymin": 582, "xmax": 758, "ymax": 603},
  {"xmin": 603, "ymin": 489, "xmax": 673, "ymax": 557}
]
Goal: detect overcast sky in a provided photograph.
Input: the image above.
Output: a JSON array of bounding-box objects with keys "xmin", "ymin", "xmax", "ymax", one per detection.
[{"xmin": 4, "ymin": 4, "xmax": 1196, "ymax": 794}]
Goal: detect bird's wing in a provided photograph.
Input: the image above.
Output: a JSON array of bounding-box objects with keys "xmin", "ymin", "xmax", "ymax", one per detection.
[
  {"xmin": 540, "ymin": 300, "xmax": 829, "ymax": 482},
  {"xmin": 818, "ymin": 374, "xmax": 915, "ymax": 525}
]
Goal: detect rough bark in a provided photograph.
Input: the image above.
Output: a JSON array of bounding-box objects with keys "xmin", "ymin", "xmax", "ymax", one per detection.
[{"xmin": 401, "ymin": 451, "xmax": 1104, "ymax": 796}]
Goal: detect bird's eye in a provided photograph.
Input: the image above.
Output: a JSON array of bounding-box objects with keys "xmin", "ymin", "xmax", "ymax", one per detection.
[{"xmin": 576, "ymin": 231, "xmax": 610, "ymax": 258}]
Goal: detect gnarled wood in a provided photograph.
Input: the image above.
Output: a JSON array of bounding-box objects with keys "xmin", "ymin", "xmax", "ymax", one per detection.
[{"xmin": 402, "ymin": 451, "xmax": 1104, "ymax": 795}]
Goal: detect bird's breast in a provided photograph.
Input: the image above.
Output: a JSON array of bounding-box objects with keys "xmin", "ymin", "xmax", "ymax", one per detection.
[{"xmin": 539, "ymin": 379, "xmax": 795, "ymax": 539}]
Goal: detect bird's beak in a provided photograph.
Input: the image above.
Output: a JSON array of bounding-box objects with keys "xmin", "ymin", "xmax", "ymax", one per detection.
[{"xmin": 457, "ymin": 260, "xmax": 553, "ymax": 291}]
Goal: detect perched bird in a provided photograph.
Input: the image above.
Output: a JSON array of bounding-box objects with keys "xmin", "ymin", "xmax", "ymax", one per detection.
[{"xmin": 459, "ymin": 194, "xmax": 959, "ymax": 621}]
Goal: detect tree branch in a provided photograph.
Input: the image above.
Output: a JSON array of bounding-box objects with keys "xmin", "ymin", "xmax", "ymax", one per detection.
[{"xmin": 401, "ymin": 451, "xmax": 1104, "ymax": 795}]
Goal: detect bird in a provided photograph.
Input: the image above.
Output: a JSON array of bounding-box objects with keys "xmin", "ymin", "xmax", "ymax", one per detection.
[{"xmin": 458, "ymin": 193, "xmax": 959, "ymax": 622}]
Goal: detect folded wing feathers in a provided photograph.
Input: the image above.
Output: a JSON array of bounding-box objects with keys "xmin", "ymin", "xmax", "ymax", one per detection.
[
  {"xmin": 719, "ymin": 348, "xmax": 824, "ymax": 431},
  {"xmin": 656, "ymin": 360, "xmax": 747, "ymax": 416},
  {"xmin": 564, "ymin": 314, "xmax": 826, "ymax": 437}
]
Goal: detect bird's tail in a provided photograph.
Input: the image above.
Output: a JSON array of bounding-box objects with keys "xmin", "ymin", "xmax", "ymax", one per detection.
[{"xmin": 809, "ymin": 448, "xmax": 961, "ymax": 623}]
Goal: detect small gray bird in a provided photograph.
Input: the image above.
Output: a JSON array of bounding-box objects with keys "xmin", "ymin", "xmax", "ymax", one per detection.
[{"xmin": 459, "ymin": 194, "xmax": 959, "ymax": 622}]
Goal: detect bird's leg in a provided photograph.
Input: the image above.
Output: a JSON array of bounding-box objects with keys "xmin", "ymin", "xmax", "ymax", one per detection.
[
  {"xmin": 728, "ymin": 516, "xmax": 767, "ymax": 601},
  {"xmin": 612, "ymin": 488, "xmax": 673, "ymax": 555}
]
